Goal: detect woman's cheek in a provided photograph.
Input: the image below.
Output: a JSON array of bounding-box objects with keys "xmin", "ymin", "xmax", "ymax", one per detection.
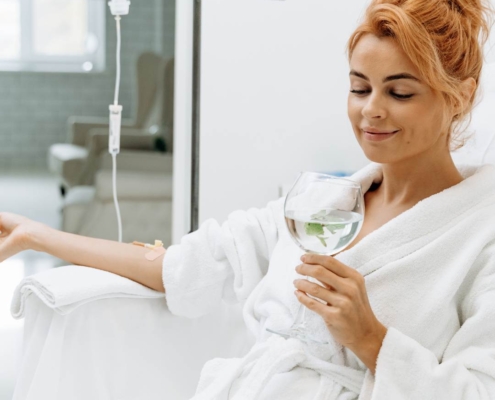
[
  {"xmin": 347, "ymin": 97, "xmax": 361, "ymax": 123},
  {"xmin": 348, "ymin": 105, "xmax": 365, "ymax": 141}
]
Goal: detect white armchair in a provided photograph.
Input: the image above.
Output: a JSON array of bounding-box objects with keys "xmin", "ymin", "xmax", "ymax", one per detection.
[
  {"xmin": 13, "ymin": 294, "xmax": 252, "ymax": 400},
  {"xmin": 11, "ymin": 143, "xmax": 256, "ymax": 399}
]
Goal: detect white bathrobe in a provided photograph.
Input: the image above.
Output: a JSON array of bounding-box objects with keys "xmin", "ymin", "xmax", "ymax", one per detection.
[{"xmin": 162, "ymin": 163, "xmax": 495, "ymax": 400}]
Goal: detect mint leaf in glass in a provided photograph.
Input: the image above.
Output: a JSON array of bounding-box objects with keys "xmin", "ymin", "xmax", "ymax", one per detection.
[
  {"xmin": 304, "ymin": 222, "xmax": 324, "ymax": 236},
  {"xmin": 316, "ymin": 235, "xmax": 328, "ymax": 247},
  {"xmin": 325, "ymin": 223, "xmax": 346, "ymax": 234},
  {"xmin": 303, "ymin": 223, "xmax": 329, "ymax": 246}
]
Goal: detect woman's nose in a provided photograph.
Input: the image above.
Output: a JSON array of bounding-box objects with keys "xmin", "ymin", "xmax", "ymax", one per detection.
[{"xmin": 361, "ymin": 93, "xmax": 387, "ymax": 120}]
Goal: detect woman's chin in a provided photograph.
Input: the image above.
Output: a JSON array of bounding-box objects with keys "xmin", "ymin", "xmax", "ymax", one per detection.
[
  {"xmin": 355, "ymin": 136, "xmax": 399, "ymax": 164},
  {"xmin": 360, "ymin": 148, "xmax": 398, "ymax": 164}
]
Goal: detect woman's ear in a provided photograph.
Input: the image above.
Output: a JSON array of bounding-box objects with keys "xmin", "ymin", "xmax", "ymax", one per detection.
[{"xmin": 458, "ymin": 77, "xmax": 477, "ymax": 113}]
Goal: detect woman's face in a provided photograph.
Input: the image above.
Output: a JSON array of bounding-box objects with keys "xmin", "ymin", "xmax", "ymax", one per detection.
[{"xmin": 347, "ymin": 34, "xmax": 449, "ymax": 164}]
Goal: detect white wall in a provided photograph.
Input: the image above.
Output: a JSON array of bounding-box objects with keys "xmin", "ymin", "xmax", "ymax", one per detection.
[{"xmin": 198, "ymin": 0, "xmax": 370, "ymax": 224}]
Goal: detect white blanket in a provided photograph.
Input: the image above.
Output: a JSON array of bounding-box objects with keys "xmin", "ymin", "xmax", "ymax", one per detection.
[
  {"xmin": 162, "ymin": 162, "xmax": 495, "ymax": 399},
  {"xmin": 11, "ymin": 265, "xmax": 164, "ymax": 317}
]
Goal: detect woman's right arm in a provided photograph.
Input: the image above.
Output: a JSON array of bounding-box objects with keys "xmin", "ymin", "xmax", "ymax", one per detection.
[
  {"xmin": 0, "ymin": 212, "xmax": 166, "ymax": 293},
  {"xmin": 1, "ymin": 196, "xmax": 282, "ymax": 311},
  {"xmin": 162, "ymin": 198, "xmax": 283, "ymax": 318}
]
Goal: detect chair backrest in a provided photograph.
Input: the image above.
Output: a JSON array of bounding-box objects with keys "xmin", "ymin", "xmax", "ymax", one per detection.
[
  {"xmin": 133, "ymin": 53, "xmax": 174, "ymax": 150},
  {"xmin": 134, "ymin": 52, "xmax": 163, "ymax": 128}
]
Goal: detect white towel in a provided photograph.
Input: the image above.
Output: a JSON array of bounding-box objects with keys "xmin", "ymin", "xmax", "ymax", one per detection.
[{"xmin": 11, "ymin": 265, "xmax": 164, "ymax": 318}]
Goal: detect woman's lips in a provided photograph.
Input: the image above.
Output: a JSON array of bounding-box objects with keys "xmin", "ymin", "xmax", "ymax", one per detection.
[{"xmin": 362, "ymin": 129, "xmax": 399, "ymax": 142}]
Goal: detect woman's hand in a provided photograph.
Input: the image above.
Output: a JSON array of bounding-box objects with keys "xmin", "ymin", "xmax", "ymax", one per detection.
[
  {"xmin": 294, "ymin": 253, "xmax": 387, "ymax": 373},
  {"xmin": 0, "ymin": 212, "xmax": 46, "ymax": 263}
]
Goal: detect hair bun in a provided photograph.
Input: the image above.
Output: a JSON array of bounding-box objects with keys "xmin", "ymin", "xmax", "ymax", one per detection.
[
  {"xmin": 446, "ymin": 0, "xmax": 492, "ymax": 38},
  {"xmin": 448, "ymin": 0, "xmax": 464, "ymax": 13}
]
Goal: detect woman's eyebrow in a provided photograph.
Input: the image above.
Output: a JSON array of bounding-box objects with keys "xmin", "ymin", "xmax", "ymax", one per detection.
[{"xmin": 349, "ymin": 70, "xmax": 421, "ymax": 83}]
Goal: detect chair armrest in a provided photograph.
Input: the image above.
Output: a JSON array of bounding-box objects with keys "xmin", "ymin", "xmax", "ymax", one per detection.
[
  {"xmin": 68, "ymin": 116, "xmax": 136, "ymax": 146},
  {"xmin": 11, "ymin": 265, "xmax": 164, "ymax": 318},
  {"xmin": 95, "ymin": 169, "xmax": 173, "ymax": 201},
  {"xmin": 99, "ymin": 150, "xmax": 173, "ymax": 174},
  {"xmin": 76, "ymin": 129, "xmax": 168, "ymax": 186}
]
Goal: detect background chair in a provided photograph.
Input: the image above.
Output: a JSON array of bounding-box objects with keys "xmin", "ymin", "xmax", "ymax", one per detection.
[
  {"xmin": 48, "ymin": 53, "xmax": 174, "ymax": 196},
  {"xmin": 61, "ymin": 150, "xmax": 173, "ymax": 245}
]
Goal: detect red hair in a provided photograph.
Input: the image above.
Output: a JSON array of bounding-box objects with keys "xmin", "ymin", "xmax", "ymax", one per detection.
[{"xmin": 347, "ymin": 0, "xmax": 494, "ymax": 150}]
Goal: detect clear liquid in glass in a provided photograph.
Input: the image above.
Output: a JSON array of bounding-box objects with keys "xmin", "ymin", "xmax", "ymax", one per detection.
[{"xmin": 285, "ymin": 209, "xmax": 363, "ymax": 255}]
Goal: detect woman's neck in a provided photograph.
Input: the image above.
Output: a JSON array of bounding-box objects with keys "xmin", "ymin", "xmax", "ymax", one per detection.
[{"xmin": 374, "ymin": 148, "xmax": 464, "ymax": 208}]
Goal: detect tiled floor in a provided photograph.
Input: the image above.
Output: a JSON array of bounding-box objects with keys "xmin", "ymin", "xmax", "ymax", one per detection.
[{"xmin": 0, "ymin": 171, "xmax": 65, "ymax": 400}]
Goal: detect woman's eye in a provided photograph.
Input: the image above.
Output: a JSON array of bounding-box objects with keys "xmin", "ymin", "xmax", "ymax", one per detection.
[
  {"xmin": 350, "ymin": 89, "xmax": 414, "ymax": 100},
  {"xmin": 391, "ymin": 92, "xmax": 414, "ymax": 99},
  {"xmin": 349, "ymin": 90, "xmax": 368, "ymax": 95}
]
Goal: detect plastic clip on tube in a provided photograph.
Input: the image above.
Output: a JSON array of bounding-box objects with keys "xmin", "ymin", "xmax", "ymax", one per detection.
[{"xmin": 109, "ymin": 104, "xmax": 122, "ymax": 155}]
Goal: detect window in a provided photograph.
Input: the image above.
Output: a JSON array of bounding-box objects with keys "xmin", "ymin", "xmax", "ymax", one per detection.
[{"xmin": 0, "ymin": 0, "xmax": 105, "ymax": 73}]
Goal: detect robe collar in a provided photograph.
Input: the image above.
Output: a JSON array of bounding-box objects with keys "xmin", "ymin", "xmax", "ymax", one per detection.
[{"xmin": 334, "ymin": 162, "xmax": 495, "ymax": 276}]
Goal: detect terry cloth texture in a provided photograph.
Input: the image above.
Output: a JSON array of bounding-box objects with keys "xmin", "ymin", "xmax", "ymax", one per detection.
[{"xmin": 11, "ymin": 265, "xmax": 164, "ymax": 317}]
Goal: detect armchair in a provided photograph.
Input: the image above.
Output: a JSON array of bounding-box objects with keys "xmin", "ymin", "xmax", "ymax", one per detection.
[
  {"xmin": 48, "ymin": 53, "xmax": 174, "ymax": 194},
  {"xmin": 12, "ymin": 293, "xmax": 251, "ymax": 400}
]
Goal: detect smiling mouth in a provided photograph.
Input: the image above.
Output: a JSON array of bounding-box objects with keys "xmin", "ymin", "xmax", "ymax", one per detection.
[
  {"xmin": 361, "ymin": 129, "xmax": 400, "ymax": 142},
  {"xmin": 363, "ymin": 130, "xmax": 399, "ymax": 135}
]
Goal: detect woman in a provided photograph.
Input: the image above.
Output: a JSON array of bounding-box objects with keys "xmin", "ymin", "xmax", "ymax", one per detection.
[{"xmin": 2, "ymin": 0, "xmax": 495, "ymax": 398}]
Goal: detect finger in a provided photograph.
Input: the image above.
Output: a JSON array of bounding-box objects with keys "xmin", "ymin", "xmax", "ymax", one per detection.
[
  {"xmin": 294, "ymin": 279, "xmax": 347, "ymax": 305},
  {"xmin": 297, "ymin": 262, "xmax": 366, "ymax": 299},
  {"xmin": 295, "ymin": 290, "xmax": 339, "ymax": 320},
  {"xmin": 0, "ymin": 212, "xmax": 17, "ymax": 233},
  {"xmin": 296, "ymin": 263, "xmax": 346, "ymax": 293},
  {"xmin": 0, "ymin": 235, "xmax": 17, "ymax": 263},
  {"xmin": 302, "ymin": 255, "xmax": 365, "ymax": 291},
  {"xmin": 301, "ymin": 254, "xmax": 355, "ymax": 278},
  {"xmin": 302, "ymin": 254, "xmax": 351, "ymax": 277}
]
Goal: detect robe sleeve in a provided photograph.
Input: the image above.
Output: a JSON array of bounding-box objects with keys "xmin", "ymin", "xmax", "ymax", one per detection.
[
  {"xmin": 161, "ymin": 197, "xmax": 283, "ymax": 318},
  {"xmin": 368, "ymin": 241, "xmax": 495, "ymax": 400}
]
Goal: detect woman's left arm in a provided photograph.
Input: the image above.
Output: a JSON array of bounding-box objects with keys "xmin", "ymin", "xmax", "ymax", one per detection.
[
  {"xmin": 295, "ymin": 248, "xmax": 495, "ymax": 399},
  {"xmin": 293, "ymin": 253, "xmax": 387, "ymax": 374}
]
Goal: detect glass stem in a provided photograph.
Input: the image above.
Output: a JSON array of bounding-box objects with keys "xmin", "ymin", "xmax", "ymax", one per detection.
[
  {"xmin": 290, "ymin": 274, "xmax": 312, "ymax": 330},
  {"xmin": 290, "ymin": 302, "xmax": 307, "ymax": 329}
]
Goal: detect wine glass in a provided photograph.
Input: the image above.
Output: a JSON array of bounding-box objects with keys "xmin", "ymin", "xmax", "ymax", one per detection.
[{"xmin": 267, "ymin": 172, "xmax": 364, "ymax": 344}]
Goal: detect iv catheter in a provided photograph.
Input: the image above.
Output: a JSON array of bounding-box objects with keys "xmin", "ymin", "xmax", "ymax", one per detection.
[{"xmin": 107, "ymin": 0, "xmax": 131, "ymax": 242}]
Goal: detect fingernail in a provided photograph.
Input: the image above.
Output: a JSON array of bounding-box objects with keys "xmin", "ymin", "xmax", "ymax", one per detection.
[{"xmin": 300, "ymin": 255, "xmax": 306, "ymax": 262}]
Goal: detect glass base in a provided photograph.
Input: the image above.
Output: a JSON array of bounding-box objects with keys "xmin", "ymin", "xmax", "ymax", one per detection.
[{"xmin": 266, "ymin": 325, "xmax": 328, "ymax": 345}]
